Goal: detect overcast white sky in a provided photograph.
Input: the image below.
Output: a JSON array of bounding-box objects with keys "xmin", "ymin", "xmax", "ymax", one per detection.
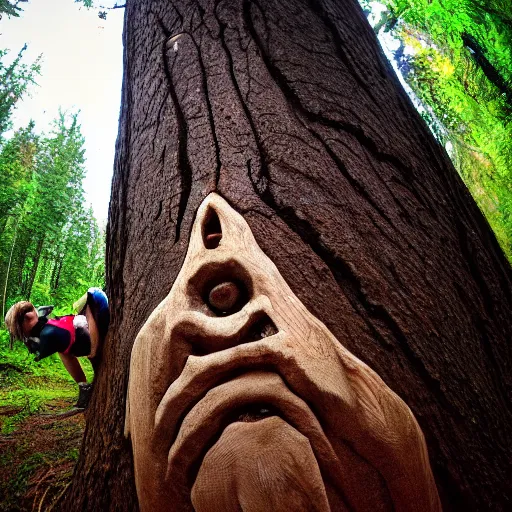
[{"xmin": 1, "ymin": 0, "xmax": 124, "ymax": 223}]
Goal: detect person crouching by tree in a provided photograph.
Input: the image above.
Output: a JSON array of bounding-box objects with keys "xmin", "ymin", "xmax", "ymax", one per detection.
[{"xmin": 4, "ymin": 287, "xmax": 109, "ymax": 410}]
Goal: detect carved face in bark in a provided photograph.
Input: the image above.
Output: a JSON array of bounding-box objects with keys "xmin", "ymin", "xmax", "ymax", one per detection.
[{"xmin": 126, "ymin": 193, "xmax": 440, "ymax": 512}]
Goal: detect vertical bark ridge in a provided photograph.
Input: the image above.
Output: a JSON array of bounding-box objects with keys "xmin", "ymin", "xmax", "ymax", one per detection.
[
  {"xmin": 244, "ymin": 0, "xmax": 441, "ymax": 221},
  {"xmin": 194, "ymin": 4, "xmax": 223, "ymax": 186},
  {"xmin": 159, "ymin": 22, "xmax": 193, "ymax": 243},
  {"xmin": 214, "ymin": 4, "xmax": 270, "ymax": 196}
]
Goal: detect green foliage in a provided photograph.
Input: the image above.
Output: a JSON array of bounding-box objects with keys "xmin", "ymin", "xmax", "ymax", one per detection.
[
  {"xmin": 0, "ymin": 45, "xmax": 105, "ymax": 369},
  {"xmin": 0, "ymin": 0, "xmax": 23, "ymax": 18},
  {"xmin": 0, "ymin": 329, "xmax": 93, "ymax": 433},
  {"xmin": 0, "ymin": 45, "xmax": 40, "ymax": 137},
  {"xmin": 362, "ymin": 0, "xmax": 512, "ymax": 260},
  {"xmin": 0, "ymin": 44, "xmax": 101, "ymax": 438},
  {"xmin": 0, "ymin": 121, "xmax": 37, "ymax": 231},
  {"xmin": 0, "ymin": 108, "xmax": 105, "ymax": 317}
]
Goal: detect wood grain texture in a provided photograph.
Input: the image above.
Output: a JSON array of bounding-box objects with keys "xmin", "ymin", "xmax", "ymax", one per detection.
[
  {"xmin": 62, "ymin": 0, "xmax": 512, "ymax": 510},
  {"xmin": 193, "ymin": 417, "xmax": 331, "ymax": 512}
]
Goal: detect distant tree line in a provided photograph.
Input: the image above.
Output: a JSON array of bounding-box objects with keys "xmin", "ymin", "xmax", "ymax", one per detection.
[{"xmin": 0, "ymin": 45, "xmax": 105, "ymax": 320}]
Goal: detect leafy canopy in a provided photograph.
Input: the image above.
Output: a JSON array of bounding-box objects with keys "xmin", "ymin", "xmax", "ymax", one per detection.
[{"xmin": 361, "ymin": 0, "xmax": 512, "ymax": 259}]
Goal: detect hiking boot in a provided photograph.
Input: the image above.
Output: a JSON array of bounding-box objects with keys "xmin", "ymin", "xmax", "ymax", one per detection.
[{"xmin": 75, "ymin": 382, "xmax": 93, "ymax": 409}]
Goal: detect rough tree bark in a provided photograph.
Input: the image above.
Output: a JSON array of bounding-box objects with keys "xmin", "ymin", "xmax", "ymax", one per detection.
[{"xmin": 62, "ymin": 0, "xmax": 512, "ymax": 510}]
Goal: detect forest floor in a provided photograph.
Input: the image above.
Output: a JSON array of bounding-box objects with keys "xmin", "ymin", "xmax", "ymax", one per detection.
[
  {"xmin": 0, "ymin": 338, "xmax": 92, "ymax": 512},
  {"xmin": 0, "ymin": 399, "xmax": 84, "ymax": 512}
]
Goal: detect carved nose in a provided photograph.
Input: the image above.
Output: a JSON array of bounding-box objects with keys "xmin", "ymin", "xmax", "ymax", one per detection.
[
  {"xmin": 202, "ymin": 207, "xmax": 222, "ymax": 249},
  {"xmin": 176, "ymin": 193, "xmax": 280, "ymax": 355},
  {"xmin": 191, "ymin": 197, "xmax": 253, "ymax": 319}
]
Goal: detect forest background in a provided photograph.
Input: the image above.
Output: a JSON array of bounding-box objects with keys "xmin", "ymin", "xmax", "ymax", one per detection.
[
  {"xmin": 0, "ymin": 1, "xmax": 108, "ymax": 437},
  {"xmin": 0, "ymin": 0, "xmax": 510, "ymax": 508}
]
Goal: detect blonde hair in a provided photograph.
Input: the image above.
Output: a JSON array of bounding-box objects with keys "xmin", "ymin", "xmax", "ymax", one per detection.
[{"xmin": 5, "ymin": 301, "xmax": 35, "ymax": 342}]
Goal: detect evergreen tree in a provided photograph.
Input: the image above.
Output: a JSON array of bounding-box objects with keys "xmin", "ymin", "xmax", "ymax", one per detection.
[
  {"xmin": 1, "ymin": 111, "xmax": 105, "ymax": 315},
  {"xmin": 64, "ymin": 0, "xmax": 511, "ymax": 510},
  {"xmin": 0, "ymin": 45, "xmax": 40, "ymax": 137}
]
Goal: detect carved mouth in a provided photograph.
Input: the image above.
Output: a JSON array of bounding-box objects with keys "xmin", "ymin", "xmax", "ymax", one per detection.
[
  {"xmin": 153, "ymin": 331, "xmax": 284, "ymax": 447},
  {"xmin": 233, "ymin": 403, "xmax": 277, "ymax": 423},
  {"xmin": 158, "ymin": 371, "xmax": 343, "ymax": 506},
  {"xmin": 151, "ymin": 315, "xmax": 355, "ymax": 505}
]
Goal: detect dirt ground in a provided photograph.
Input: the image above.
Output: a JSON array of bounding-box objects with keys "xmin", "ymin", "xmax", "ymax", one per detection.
[{"xmin": 0, "ymin": 400, "xmax": 85, "ymax": 512}]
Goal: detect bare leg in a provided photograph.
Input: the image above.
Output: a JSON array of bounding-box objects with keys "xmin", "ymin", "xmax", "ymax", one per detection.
[
  {"xmin": 85, "ymin": 306, "xmax": 100, "ymax": 359},
  {"xmin": 58, "ymin": 352, "xmax": 87, "ymax": 383}
]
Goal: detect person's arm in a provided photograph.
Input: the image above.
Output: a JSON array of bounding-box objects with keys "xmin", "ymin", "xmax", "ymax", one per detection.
[{"xmin": 58, "ymin": 352, "xmax": 87, "ymax": 384}]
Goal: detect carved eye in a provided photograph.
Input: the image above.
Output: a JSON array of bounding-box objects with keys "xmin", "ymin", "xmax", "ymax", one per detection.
[
  {"xmin": 205, "ymin": 279, "xmax": 248, "ymax": 316},
  {"xmin": 208, "ymin": 282, "xmax": 240, "ymax": 313},
  {"xmin": 187, "ymin": 260, "xmax": 253, "ymax": 318},
  {"xmin": 203, "ymin": 207, "xmax": 222, "ymax": 249}
]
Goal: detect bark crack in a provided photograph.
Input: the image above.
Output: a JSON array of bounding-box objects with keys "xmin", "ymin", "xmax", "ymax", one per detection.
[
  {"xmin": 245, "ymin": 0, "xmax": 438, "ymax": 218},
  {"xmin": 158, "ymin": 18, "xmax": 193, "ymax": 243},
  {"xmin": 215, "ymin": 4, "xmax": 270, "ymax": 195},
  {"xmin": 190, "ymin": 4, "xmax": 222, "ymax": 186}
]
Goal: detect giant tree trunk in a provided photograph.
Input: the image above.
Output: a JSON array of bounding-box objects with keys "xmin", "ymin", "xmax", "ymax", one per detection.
[{"xmin": 63, "ymin": 0, "xmax": 512, "ymax": 510}]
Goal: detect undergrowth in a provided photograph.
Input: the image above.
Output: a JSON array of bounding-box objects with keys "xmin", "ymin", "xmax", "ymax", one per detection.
[{"xmin": 0, "ymin": 328, "xmax": 93, "ymax": 433}]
